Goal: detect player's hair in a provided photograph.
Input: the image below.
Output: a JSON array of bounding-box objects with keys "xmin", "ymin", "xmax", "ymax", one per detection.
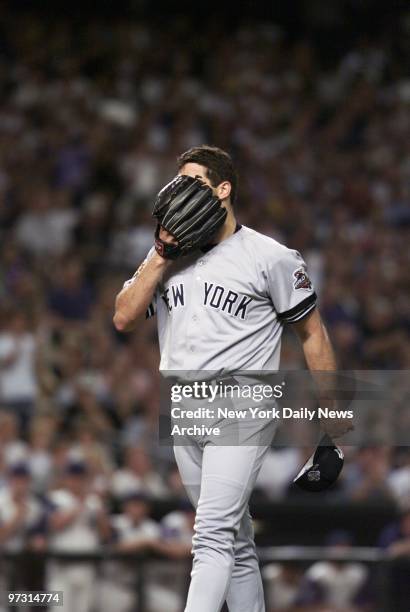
[{"xmin": 177, "ymin": 145, "xmax": 238, "ymax": 204}]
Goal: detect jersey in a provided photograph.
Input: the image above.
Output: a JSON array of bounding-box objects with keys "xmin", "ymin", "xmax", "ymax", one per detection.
[
  {"xmin": 0, "ymin": 488, "xmax": 45, "ymax": 551},
  {"xmin": 102, "ymin": 514, "xmax": 160, "ymax": 586},
  {"xmin": 125, "ymin": 225, "xmax": 316, "ymax": 372},
  {"xmin": 47, "ymin": 489, "xmax": 103, "ymax": 551}
]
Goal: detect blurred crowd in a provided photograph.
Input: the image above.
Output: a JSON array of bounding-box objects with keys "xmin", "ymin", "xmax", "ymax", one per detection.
[
  {"xmin": 0, "ymin": 451, "xmax": 410, "ymax": 612},
  {"xmin": 0, "ymin": 10, "xmax": 409, "ymax": 612}
]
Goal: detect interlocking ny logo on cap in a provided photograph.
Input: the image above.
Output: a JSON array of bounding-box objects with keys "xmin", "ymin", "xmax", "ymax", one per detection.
[{"xmin": 308, "ymin": 465, "xmax": 321, "ymax": 482}]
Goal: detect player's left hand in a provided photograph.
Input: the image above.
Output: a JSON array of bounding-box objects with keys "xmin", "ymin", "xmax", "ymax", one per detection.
[{"xmin": 152, "ymin": 175, "xmax": 227, "ymax": 259}]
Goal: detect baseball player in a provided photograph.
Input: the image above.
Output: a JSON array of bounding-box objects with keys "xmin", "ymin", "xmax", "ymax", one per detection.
[{"xmin": 113, "ymin": 145, "xmax": 352, "ymax": 612}]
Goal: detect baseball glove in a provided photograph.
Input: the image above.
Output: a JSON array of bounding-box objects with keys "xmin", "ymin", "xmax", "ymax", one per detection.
[{"xmin": 152, "ymin": 175, "xmax": 227, "ymax": 259}]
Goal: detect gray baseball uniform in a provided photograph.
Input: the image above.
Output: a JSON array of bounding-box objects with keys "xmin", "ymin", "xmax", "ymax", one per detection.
[{"xmin": 124, "ymin": 225, "xmax": 316, "ymax": 612}]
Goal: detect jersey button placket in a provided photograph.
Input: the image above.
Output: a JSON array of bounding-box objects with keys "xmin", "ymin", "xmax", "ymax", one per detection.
[{"xmin": 186, "ymin": 259, "xmax": 205, "ymax": 361}]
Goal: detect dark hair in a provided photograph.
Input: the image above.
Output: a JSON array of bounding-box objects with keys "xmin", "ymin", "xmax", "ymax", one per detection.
[{"xmin": 177, "ymin": 145, "xmax": 238, "ymax": 204}]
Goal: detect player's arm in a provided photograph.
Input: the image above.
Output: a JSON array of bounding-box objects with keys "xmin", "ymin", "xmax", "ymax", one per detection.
[
  {"xmin": 292, "ymin": 308, "xmax": 336, "ymax": 371},
  {"xmin": 114, "ymin": 228, "xmax": 175, "ymax": 332},
  {"xmin": 292, "ymin": 308, "xmax": 353, "ymax": 438},
  {"xmin": 113, "ymin": 251, "xmax": 171, "ymax": 332}
]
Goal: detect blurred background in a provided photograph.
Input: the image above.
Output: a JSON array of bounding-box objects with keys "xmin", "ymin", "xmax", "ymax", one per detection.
[{"xmin": 0, "ymin": 0, "xmax": 409, "ymax": 610}]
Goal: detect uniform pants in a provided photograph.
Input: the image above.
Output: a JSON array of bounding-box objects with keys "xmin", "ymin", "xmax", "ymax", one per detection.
[{"xmin": 174, "ymin": 443, "xmax": 270, "ymax": 612}]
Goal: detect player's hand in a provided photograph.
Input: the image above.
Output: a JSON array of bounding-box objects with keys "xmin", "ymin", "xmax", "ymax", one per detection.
[
  {"xmin": 159, "ymin": 226, "xmax": 178, "ymax": 245},
  {"xmin": 153, "ymin": 226, "xmax": 179, "ymax": 263},
  {"xmin": 320, "ymin": 416, "xmax": 354, "ymax": 439}
]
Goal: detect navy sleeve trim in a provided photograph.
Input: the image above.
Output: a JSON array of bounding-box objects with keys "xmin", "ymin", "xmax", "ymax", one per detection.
[
  {"xmin": 145, "ymin": 303, "xmax": 156, "ymax": 319},
  {"xmin": 277, "ymin": 293, "xmax": 317, "ymax": 323}
]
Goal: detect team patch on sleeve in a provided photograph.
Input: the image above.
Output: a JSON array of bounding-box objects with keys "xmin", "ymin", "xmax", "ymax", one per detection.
[{"xmin": 293, "ymin": 267, "xmax": 312, "ymax": 291}]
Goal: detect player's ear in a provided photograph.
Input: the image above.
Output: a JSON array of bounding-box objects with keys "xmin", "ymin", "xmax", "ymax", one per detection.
[{"xmin": 216, "ymin": 181, "xmax": 231, "ymax": 202}]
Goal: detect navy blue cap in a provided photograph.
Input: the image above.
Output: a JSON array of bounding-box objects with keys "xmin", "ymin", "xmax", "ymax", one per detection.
[
  {"xmin": 121, "ymin": 490, "xmax": 149, "ymax": 504},
  {"xmin": 65, "ymin": 461, "xmax": 88, "ymax": 476},
  {"xmin": 293, "ymin": 434, "xmax": 344, "ymax": 492},
  {"xmin": 8, "ymin": 462, "xmax": 30, "ymax": 477}
]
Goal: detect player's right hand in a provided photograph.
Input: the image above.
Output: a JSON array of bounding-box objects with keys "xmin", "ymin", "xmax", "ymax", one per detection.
[{"xmin": 320, "ymin": 416, "xmax": 354, "ymax": 439}]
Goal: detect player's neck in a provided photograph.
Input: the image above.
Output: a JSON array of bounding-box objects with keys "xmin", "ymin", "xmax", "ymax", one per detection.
[{"xmin": 215, "ymin": 210, "xmax": 237, "ymax": 243}]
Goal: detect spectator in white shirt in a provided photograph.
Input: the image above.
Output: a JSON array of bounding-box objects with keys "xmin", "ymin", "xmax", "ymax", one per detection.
[
  {"xmin": 98, "ymin": 490, "xmax": 161, "ymax": 612},
  {"xmin": 0, "ymin": 462, "xmax": 46, "ymax": 552},
  {"xmin": 148, "ymin": 503, "xmax": 195, "ymax": 612},
  {"xmin": 111, "ymin": 446, "xmax": 167, "ymax": 500},
  {"xmin": 0, "ymin": 462, "xmax": 46, "ymax": 610},
  {"xmin": 0, "ymin": 411, "xmax": 28, "ymax": 468},
  {"xmin": 262, "ymin": 562, "xmax": 304, "ymax": 611},
  {"xmin": 15, "ymin": 186, "xmax": 77, "ymax": 257},
  {"xmin": 295, "ymin": 531, "xmax": 373, "ymax": 611},
  {"xmin": 0, "ymin": 311, "xmax": 37, "ymax": 429},
  {"xmin": 46, "ymin": 460, "xmax": 109, "ymax": 612}
]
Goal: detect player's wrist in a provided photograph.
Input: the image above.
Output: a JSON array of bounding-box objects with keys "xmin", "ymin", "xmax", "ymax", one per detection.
[{"xmin": 152, "ymin": 251, "xmax": 173, "ymax": 267}]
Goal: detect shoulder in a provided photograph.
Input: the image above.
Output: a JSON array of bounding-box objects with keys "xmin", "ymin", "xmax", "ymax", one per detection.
[{"xmin": 238, "ymin": 226, "xmax": 299, "ymax": 263}]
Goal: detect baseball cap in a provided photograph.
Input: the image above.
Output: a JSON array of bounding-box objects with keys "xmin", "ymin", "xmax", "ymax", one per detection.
[
  {"xmin": 293, "ymin": 434, "xmax": 344, "ymax": 492},
  {"xmin": 64, "ymin": 460, "xmax": 88, "ymax": 476},
  {"xmin": 121, "ymin": 489, "xmax": 149, "ymax": 504},
  {"xmin": 8, "ymin": 462, "xmax": 30, "ymax": 477}
]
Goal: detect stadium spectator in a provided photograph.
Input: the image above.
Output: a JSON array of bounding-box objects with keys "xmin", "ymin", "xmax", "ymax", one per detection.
[
  {"xmin": 111, "ymin": 445, "xmax": 168, "ymax": 500},
  {"xmin": 344, "ymin": 446, "xmax": 394, "ymax": 503},
  {"xmin": 262, "ymin": 562, "xmax": 304, "ymax": 611},
  {"xmin": 0, "ymin": 5, "xmax": 408, "ymax": 607},
  {"xmin": 0, "ymin": 311, "xmax": 37, "ymax": 427},
  {"xmin": 27, "ymin": 415, "xmax": 57, "ymax": 493},
  {"xmin": 387, "ymin": 447, "xmax": 410, "ymax": 510},
  {"xmin": 0, "ymin": 462, "xmax": 47, "ymax": 609},
  {"xmin": 46, "ymin": 460, "xmax": 109, "ymax": 612},
  {"xmin": 0, "ymin": 411, "xmax": 28, "ymax": 468},
  {"xmin": 148, "ymin": 503, "xmax": 195, "ymax": 611},
  {"xmin": 295, "ymin": 531, "xmax": 373, "ymax": 611},
  {"xmin": 378, "ymin": 508, "xmax": 410, "ymax": 610},
  {"xmin": 0, "ymin": 462, "xmax": 46, "ymax": 552},
  {"xmin": 98, "ymin": 490, "xmax": 161, "ymax": 612}
]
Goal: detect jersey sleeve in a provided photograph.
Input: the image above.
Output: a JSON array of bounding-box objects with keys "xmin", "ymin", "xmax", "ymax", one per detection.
[
  {"xmin": 122, "ymin": 247, "xmax": 157, "ymax": 319},
  {"xmin": 266, "ymin": 248, "xmax": 317, "ymax": 324}
]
